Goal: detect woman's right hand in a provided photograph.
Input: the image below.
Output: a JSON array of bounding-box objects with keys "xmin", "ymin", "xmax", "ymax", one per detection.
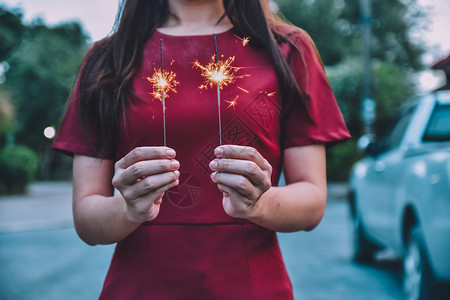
[{"xmin": 112, "ymin": 147, "xmax": 180, "ymax": 223}]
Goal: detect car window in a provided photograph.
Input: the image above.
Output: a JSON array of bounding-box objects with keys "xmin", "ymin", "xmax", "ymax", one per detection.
[
  {"xmin": 423, "ymin": 104, "xmax": 450, "ymax": 141},
  {"xmin": 386, "ymin": 105, "xmax": 415, "ymax": 149}
]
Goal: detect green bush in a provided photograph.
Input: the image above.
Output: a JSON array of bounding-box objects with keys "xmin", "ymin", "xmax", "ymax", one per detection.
[
  {"xmin": 326, "ymin": 139, "xmax": 361, "ymax": 182},
  {"xmin": 0, "ymin": 145, "xmax": 40, "ymax": 194}
]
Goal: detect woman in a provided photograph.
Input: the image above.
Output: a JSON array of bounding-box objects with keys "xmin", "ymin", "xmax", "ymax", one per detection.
[{"xmin": 53, "ymin": 0, "xmax": 350, "ymax": 298}]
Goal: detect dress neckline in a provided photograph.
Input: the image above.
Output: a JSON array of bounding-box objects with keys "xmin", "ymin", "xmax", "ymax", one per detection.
[{"xmin": 154, "ymin": 27, "xmax": 234, "ymax": 39}]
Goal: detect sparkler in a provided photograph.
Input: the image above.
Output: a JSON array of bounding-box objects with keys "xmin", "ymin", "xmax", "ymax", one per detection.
[
  {"xmin": 145, "ymin": 39, "xmax": 179, "ymax": 146},
  {"xmin": 194, "ymin": 56, "xmax": 238, "ymax": 90},
  {"xmin": 193, "ymin": 34, "xmax": 243, "ymax": 145},
  {"xmin": 214, "ymin": 34, "xmax": 222, "ymax": 145}
]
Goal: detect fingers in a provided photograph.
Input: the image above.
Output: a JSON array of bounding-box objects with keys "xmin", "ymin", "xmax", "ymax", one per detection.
[
  {"xmin": 116, "ymin": 147, "xmax": 176, "ymax": 169},
  {"xmin": 121, "ymin": 170, "xmax": 180, "ymax": 201},
  {"xmin": 214, "ymin": 145, "xmax": 272, "ymax": 172},
  {"xmin": 210, "ymin": 171, "xmax": 262, "ymax": 201},
  {"xmin": 209, "ymin": 145, "xmax": 272, "ymax": 191},
  {"xmin": 216, "ymin": 181, "xmax": 262, "ymax": 219},
  {"xmin": 112, "ymin": 146, "xmax": 180, "ymax": 212},
  {"xmin": 126, "ymin": 177, "xmax": 180, "ymax": 222},
  {"xmin": 113, "ymin": 147, "xmax": 179, "ymax": 187},
  {"xmin": 209, "ymin": 146, "xmax": 273, "ymax": 218},
  {"xmin": 115, "ymin": 147, "xmax": 180, "ymax": 223},
  {"xmin": 115, "ymin": 159, "xmax": 180, "ymax": 187},
  {"xmin": 209, "ymin": 158, "xmax": 266, "ymax": 186}
]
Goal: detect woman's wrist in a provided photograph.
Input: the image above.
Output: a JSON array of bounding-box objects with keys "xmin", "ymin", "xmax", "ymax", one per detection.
[
  {"xmin": 119, "ymin": 195, "xmax": 145, "ymax": 226},
  {"xmin": 246, "ymin": 186, "xmax": 278, "ymax": 227}
]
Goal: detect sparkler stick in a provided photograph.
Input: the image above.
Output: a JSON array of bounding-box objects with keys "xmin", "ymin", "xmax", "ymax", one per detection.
[
  {"xmin": 193, "ymin": 35, "xmax": 249, "ymax": 145},
  {"xmin": 145, "ymin": 39, "xmax": 179, "ymax": 146},
  {"xmin": 160, "ymin": 39, "xmax": 167, "ymax": 146},
  {"xmin": 214, "ymin": 34, "xmax": 223, "ymax": 145}
]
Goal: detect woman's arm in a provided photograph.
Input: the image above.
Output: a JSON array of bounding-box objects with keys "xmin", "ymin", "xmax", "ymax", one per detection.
[
  {"xmin": 72, "ymin": 147, "xmax": 180, "ymax": 245},
  {"xmin": 209, "ymin": 144, "xmax": 327, "ymax": 232}
]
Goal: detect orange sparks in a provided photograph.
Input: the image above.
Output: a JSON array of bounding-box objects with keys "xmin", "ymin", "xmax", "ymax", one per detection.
[
  {"xmin": 234, "ymin": 34, "xmax": 250, "ymax": 47},
  {"xmin": 237, "ymin": 86, "xmax": 249, "ymax": 93},
  {"xmin": 193, "ymin": 56, "xmax": 239, "ymax": 90},
  {"xmin": 267, "ymin": 91, "xmax": 276, "ymax": 97},
  {"xmin": 145, "ymin": 68, "xmax": 179, "ymax": 101},
  {"xmin": 225, "ymin": 95, "xmax": 239, "ymax": 110}
]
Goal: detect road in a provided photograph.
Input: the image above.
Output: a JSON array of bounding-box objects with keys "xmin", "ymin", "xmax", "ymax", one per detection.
[
  {"xmin": 278, "ymin": 200, "xmax": 403, "ymax": 300},
  {"xmin": 0, "ymin": 182, "xmax": 404, "ymax": 300}
]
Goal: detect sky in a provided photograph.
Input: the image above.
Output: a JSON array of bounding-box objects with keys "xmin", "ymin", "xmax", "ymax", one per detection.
[{"xmin": 1, "ymin": 0, "xmax": 449, "ymax": 93}]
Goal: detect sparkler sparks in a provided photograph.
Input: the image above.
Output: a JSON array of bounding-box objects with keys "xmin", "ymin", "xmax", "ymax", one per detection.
[
  {"xmin": 225, "ymin": 95, "xmax": 239, "ymax": 110},
  {"xmin": 234, "ymin": 34, "xmax": 250, "ymax": 47},
  {"xmin": 145, "ymin": 69, "xmax": 179, "ymax": 101},
  {"xmin": 237, "ymin": 86, "xmax": 249, "ymax": 94},
  {"xmin": 145, "ymin": 39, "xmax": 179, "ymax": 146},
  {"xmin": 193, "ymin": 56, "xmax": 238, "ymax": 90},
  {"xmin": 193, "ymin": 33, "xmax": 243, "ymax": 145},
  {"xmin": 193, "ymin": 34, "xmax": 250, "ymax": 145}
]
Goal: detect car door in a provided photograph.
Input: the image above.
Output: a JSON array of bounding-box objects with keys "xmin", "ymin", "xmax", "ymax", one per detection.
[{"xmin": 363, "ymin": 106, "xmax": 415, "ymax": 243}]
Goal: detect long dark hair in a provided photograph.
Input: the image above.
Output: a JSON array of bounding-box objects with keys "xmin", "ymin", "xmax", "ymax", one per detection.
[{"xmin": 78, "ymin": 0, "xmax": 304, "ymax": 158}]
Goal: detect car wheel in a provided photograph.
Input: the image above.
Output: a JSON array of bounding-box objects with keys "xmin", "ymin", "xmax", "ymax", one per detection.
[
  {"xmin": 403, "ymin": 227, "xmax": 434, "ymax": 300},
  {"xmin": 353, "ymin": 216, "xmax": 379, "ymax": 263}
]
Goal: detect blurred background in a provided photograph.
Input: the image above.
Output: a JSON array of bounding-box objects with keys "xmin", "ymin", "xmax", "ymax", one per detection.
[
  {"xmin": 0, "ymin": 0, "xmax": 448, "ymax": 186},
  {"xmin": 0, "ymin": 0, "xmax": 449, "ymax": 299}
]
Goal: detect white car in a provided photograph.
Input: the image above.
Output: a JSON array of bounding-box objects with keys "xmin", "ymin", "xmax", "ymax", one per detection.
[{"xmin": 349, "ymin": 90, "xmax": 450, "ymax": 300}]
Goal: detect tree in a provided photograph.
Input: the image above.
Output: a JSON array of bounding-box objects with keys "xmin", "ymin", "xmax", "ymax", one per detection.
[
  {"xmin": 275, "ymin": 0, "xmax": 426, "ymax": 131},
  {"xmin": 275, "ymin": 0, "xmax": 427, "ymax": 180},
  {"xmin": 0, "ymin": 90, "xmax": 16, "ymax": 138},
  {"xmin": 0, "ymin": 6, "xmax": 25, "ymax": 61},
  {"xmin": 275, "ymin": 0, "xmax": 425, "ymax": 70},
  {"xmin": 4, "ymin": 19, "xmax": 88, "ymax": 152}
]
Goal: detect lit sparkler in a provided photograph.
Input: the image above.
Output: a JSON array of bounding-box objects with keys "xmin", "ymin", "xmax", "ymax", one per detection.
[
  {"xmin": 193, "ymin": 56, "xmax": 238, "ymax": 90},
  {"xmin": 146, "ymin": 68, "xmax": 179, "ymax": 101},
  {"xmin": 214, "ymin": 34, "xmax": 223, "ymax": 146},
  {"xmin": 194, "ymin": 34, "xmax": 246, "ymax": 145},
  {"xmin": 145, "ymin": 39, "xmax": 179, "ymax": 146}
]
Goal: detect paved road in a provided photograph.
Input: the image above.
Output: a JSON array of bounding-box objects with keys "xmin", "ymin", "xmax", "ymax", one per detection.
[
  {"xmin": 279, "ymin": 201, "xmax": 403, "ymax": 300},
  {"xmin": 0, "ymin": 182, "xmax": 404, "ymax": 300}
]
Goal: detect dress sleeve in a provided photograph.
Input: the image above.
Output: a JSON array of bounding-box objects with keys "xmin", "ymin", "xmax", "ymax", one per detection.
[
  {"xmin": 52, "ymin": 44, "xmax": 112, "ymax": 159},
  {"xmin": 280, "ymin": 29, "xmax": 351, "ymax": 149}
]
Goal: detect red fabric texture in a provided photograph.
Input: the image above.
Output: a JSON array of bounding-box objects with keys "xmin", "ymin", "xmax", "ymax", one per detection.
[
  {"xmin": 99, "ymin": 224, "xmax": 292, "ymax": 299},
  {"xmin": 278, "ymin": 27, "xmax": 351, "ymax": 148},
  {"xmin": 53, "ymin": 27, "xmax": 350, "ymax": 299}
]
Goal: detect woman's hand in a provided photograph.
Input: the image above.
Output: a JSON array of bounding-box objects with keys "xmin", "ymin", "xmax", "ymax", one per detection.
[
  {"xmin": 112, "ymin": 147, "xmax": 180, "ymax": 223},
  {"xmin": 209, "ymin": 145, "xmax": 272, "ymax": 219}
]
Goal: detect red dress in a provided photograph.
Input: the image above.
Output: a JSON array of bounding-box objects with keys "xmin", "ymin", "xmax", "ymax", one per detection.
[{"xmin": 53, "ymin": 27, "xmax": 350, "ymax": 299}]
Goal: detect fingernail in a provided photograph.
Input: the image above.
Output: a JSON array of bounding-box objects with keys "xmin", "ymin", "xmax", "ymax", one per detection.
[
  {"xmin": 170, "ymin": 160, "xmax": 180, "ymax": 169},
  {"xmin": 215, "ymin": 147, "xmax": 224, "ymax": 157},
  {"xmin": 209, "ymin": 160, "xmax": 218, "ymax": 170},
  {"xmin": 210, "ymin": 172, "xmax": 217, "ymax": 182},
  {"xmin": 166, "ymin": 149, "xmax": 176, "ymax": 157},
  {"xmin": 174, "ymin": 170, "xmax": 180, "ymax": 178}
]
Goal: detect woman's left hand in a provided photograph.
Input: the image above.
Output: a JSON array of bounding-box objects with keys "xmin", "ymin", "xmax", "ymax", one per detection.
[{"xmin": 209, "ymin": 145, "xmax": 272, "ymax": 219}]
